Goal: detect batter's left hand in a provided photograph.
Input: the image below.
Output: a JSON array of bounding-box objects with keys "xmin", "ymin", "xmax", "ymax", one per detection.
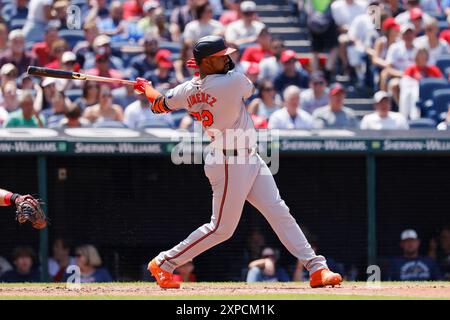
[{"xmin": 134, "ymin": 77, "xmax": 151, "ymax": 94}]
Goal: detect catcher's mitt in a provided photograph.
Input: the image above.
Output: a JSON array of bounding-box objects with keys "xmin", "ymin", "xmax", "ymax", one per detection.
[{"xmin": 14, "ymin": 195, "xmax": 47, "ymax": 229}]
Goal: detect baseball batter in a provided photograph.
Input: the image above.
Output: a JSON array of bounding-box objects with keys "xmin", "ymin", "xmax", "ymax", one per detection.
[{"xmin": 134, "ymin": 36, "xmax": 342, "ymax": 289}]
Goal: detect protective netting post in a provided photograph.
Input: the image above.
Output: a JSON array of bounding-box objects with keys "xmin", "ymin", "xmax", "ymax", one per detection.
[{"xmin": 38, "ymin": 156, "xmax": 49, "ymax": 282}]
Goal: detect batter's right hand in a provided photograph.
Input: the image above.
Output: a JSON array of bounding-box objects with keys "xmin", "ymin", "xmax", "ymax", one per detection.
[{"xmin": 134, "ymin": 77, "xmax": 151, "ymax": 94}]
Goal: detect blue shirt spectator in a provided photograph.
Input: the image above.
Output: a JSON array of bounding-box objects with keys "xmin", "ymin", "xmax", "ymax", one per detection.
[
  {"xmin": 0, "ymin": 246, "xmax": 40, "ymax": 283},
  {"xmin": 246, "ymin": 247, "xmax": 291, "ymax": 283},
  {"xmin": 273, "ymin": 50, "xmax": 310, "ymax": 93}
]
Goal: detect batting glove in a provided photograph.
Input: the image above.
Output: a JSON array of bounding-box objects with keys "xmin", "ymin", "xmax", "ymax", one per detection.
[{"xmin": 134, "ymin": 77, "xmax": 151, "ymax": 94}]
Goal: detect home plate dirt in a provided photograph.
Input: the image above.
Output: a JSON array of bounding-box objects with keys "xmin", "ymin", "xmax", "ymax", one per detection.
[{"xmin": 0, "ymin": 283, "xmax": 449, "ymax": 299}]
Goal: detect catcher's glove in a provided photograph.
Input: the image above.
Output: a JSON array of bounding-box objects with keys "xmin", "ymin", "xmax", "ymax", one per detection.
[{"xmin": 14, "ymin": 195, "xmax": 47, "ymax": 229}]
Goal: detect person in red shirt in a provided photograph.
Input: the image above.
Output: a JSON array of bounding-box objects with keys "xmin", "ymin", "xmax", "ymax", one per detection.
[
  {"xmin": 123, "ymin": 0, "xmax": 146, "ymax": 19},
  {"xmin": 240, "ymin": 27, "xmax": 272, "ymax": 64},
  {"xmin": 404, "ymin": 47, "xmax": 443, "ymax": 80},
  {"xmin": 85, "ymin": 54, "xmax": 124, "ymax": 89},
  {"xmin": 44, "ymin": 39, "xmax": 69, "ymax": 70},
  {"xmin": 32, "ymin": 23, "xmax": 60, "ymax": 67}
]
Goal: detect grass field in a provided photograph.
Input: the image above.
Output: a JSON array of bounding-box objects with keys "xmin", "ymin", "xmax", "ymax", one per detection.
[{"xmin": 0, "ymin": 282, "xmax": 449, "ymax": 300}]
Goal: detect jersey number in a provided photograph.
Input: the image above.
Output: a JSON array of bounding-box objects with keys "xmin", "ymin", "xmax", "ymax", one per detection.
[{"xmin": 190, "ymin": 110, "xmax": 214, "ymax": 127}]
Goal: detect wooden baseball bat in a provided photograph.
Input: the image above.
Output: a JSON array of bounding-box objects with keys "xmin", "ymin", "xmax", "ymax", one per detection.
[{"xmin": 27, "ymin": 66, "xmax": 136, "ymax": 86}]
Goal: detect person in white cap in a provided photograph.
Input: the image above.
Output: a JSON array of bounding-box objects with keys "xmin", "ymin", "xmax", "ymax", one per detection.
[
  {"xmin": 387, "ymin": 229, "xmax": 442, "ymax": 281},
  {"xmin": 225, "ymin": 1, "xmax": 265, "ymax": 46},
  {"xmin": 246, "ymin": 247, "xmax": 290, "ymax": 282},
  {"xmin": 0, "ymin": 30, "xmax": 36, "ymax": 75},
  {"xmin": 183, "ymin": 2, "xmax": 224, "ymax": 44},
  {"xmin": 360, "ymin": 91, "xmax": 409, "ymax": 130},
  {"xmin": 83, "ymin": 34, "xmax": 124, "ymax": 70}
]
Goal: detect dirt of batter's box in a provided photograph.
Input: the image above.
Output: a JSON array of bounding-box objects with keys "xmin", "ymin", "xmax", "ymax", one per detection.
[{"xmin": 0, "ymin": 283, "xmax": 449, "ymax": 299}]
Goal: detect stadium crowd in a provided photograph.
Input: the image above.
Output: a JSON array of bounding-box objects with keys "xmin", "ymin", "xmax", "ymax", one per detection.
[{"xmin": 0, "ymin": 0, "xmax": 449, "ymax": 131}]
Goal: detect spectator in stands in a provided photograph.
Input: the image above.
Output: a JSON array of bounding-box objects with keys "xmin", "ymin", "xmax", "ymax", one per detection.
[
  {"xmin": 41, "ymin": 90, "xmax": 69, "ymax": 127},
  {"xmin": 388, "ymin": 229, "xmax": 441, "ymax": 281},
  {"xmin": 173, "ymin": 261, "xmax": 197, "ymax": 282},
  {"xmin": 83, "ymin": 85, "xmax": 123, "ymax": 124},
  {"xmin": 268, "ymin": 85, "xmax": 313, "ymax": 129},
  {"xmin": 174, "ymin": 41, "xmax": 196, "ymax": 83},
  {"xmin": 48, "ymin": 238, "xmax": 76, "ymax": 282},
  {"xmin": 22, "ymin": 0, "xmax": 54, "ymax": 43},
  {"xmin": 274, "ymin": 50, "xmax": 310, "ymax": 93},
  {"xmin": 414, "ymin": 19, "xmax": 450, "ymax": 65},
  {"xmin": 83, "ymin": 34, "xmax": 124, "ymax": 70},
  {"xmin": 0, "ymin": 23, "xmax": 8, "ymax": 56},
  {"xmin": 360, "ymin": 91, "xmax": 409, "ymax": 130},
  {"xmin": 0, "ymin": 63, "xmax": 18, "ymax": 87},
  {"xmin": 98, "ymin": 1, "xmax": 129, "ymax": 42},
  {"xmin": 220, "ymin": 0, "xmax": 242, "ymax": 26},
  {"xmin": 395, "ymin": 0, "xmax": 433, "ymax": 30},
  {"xmin": 403, "ymin": 47, "xmax": 444, "ymax": 81},
  {"xmin": 74, "ymin": 22, "xmax": 99, "ymax": 69},
  {"xmin": 62, "ymin": 244, "xmax": 113, "ymax": 283},
  {"xmin": 3, "ymin": 0, "xmax": 29, "ymax": 24},
  {"xmin": 145, "ymin": 7, "xmax": 172, "ymax": 42},
  {"xmin": 144, "ymin": 50, "xmax": 177, "ymax": 92},
  {"xmin": 0, "ymin": 80, "xmax": 18, "ymax": 113},
  {"xmin": 0, "ymin": 256, "xmax": 13, "ymax": 278},
  {"xmin": 129, "ymin": 34, "xmax": 159, "ymax": 79},
  {"xmin": 439, "ymin": 14, "xmax": 450, "ymax": 45},
  {"xmin": 53, "ymin": 0, "xmax": 70, "ymax": 31},
  {"xmin": 45, "ymin": 39, "xmax": 69, "ymax": 69},
  {"xmin": 112, "ymin": 75, "xmax": 138, "ymax": 109},
  {"xmin": 123, "ymin": 0, "xmax": 146, "ymax": 20},
  {"xmin": 243, "ymin": 61, "xmax": 260, "ymax": 85},
  {"xmin": 85, "ymin": 0, "xmax": 111, "ymax": 24},
  {"xmin": 300, "ymin": 72, "xmax": 329, "ymax": 114},
  {"xmin": 57, "ymin": 101, "xmax": 91, "ymax": 128},
  {"xmin": 246, "ymin": 247, "xmax": 290, "ymax": 282},
  {"xmin": 137, "ymin": 0, "xmax": 158, "ymax": 33},
  {"xmin": 247, "ymin": 79, "xmax": 282, "ymax": 119},
  {"xmin": 0, "ymin": 29, "xmax": 36, "ymax": 75},
  {"xmin": 428, "ymin": 225, "xmax": 450, "ymax": 280},
  {"xmin": 75, "ymin": 82, "xmax": 100, "ymax": 111},
  {"xmin": 86, "ymin": 53, "xmax": 124, "ymax": 90},
  {"xmin": 241, "ymin": 27, "xmax": 272, "ymax": 64},
  {"xmin": 17, "ymin": 73, "xmax": 35, "ymax": 91},
  {"xmin": 225, "ymin": 1, "xmax": 265, "ymax": 46},
  {"xmin": 0, "ymin": 246, "xmax": 40, "ymax": 283},
  {"xmin": 330, "ymin": 0, "xmax": 367, "ymax": 76},
  {"xmin": 313, "ymin": 83, "xmax": 357, "ymax": 129},
  {"xmin": 381, "ymin": 23, "xmax": 417, "ymax": 104},
  {"xmin": 124, "ymin": 91, "xmax": 174, "ymax": 129},
  {"xmin": 169, "ymin": 0, "xmax": 200, "ymax": 43},
  {"xmin": 32, "ymin": 23, "xmax": 60, "ymax": 67},
  {"xmin": 371, "ymin": 17, "xmax": 401, "ymax": 73},
  {"xmin": 4, "ymin": 90, "xmax": 45, "ymax": 128},
  {"xmin": 37, "ymin": 77, "xmax": 59, "ymax": 112},
  {"xmin": 60, "ymin": 52, "xmax": 83, "ymax": 90},
  {"xmin": 183, "ymin": 2, "xmax": 224, "ymax": 44}
]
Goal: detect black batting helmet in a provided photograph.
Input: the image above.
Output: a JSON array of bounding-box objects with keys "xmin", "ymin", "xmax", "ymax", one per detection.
[{"xmin": 193, "ymin": 36, "xmax": 237, "ymax": 65}]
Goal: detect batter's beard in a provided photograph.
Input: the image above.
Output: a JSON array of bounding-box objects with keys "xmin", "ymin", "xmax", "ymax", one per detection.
[{"xmin": 217, "ymin": 56, "xmax": 235, "ymax": 74}]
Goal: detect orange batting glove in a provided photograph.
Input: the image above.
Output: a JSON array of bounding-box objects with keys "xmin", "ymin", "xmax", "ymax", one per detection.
[{"xmin": 134, "ymin": 77, "xmax": 151, "ymax": 94}]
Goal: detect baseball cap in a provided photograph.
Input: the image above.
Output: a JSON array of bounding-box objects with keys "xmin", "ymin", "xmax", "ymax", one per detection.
[
  {"xmin": 0, "ymin": 63, "xmax": 17, "ymax": 75},
  {"xmin": 62, "ymin": 51, "xmax": 77, "ymax": 63},
  {"xmin": 280, "ymin": 50, "xmax": 297, "ymax": 63},
  {"xmin": 41, "ymin": 77, "xmax": 56, "ymax": 87},
  {"xmin": 382, "ymin": 17, "xmax": 400, "ymax": 31},
  {"xmin": 143, "ymin": 0, "xmax": 159, "ymax": 12},
  {"xmin": 193, "ymin": 35, "xmax": 237, "ymax": 64},
  {"xmin": 373, "ymin": 90, "xmax": 391, "ymax": 103},
  {"xmin": 410, "ymin": 7, "xmax": 423, "ymax": 20},
  {"xmin": 240, "ymin": 1, "xmax": 256, "ymax": 13},
  {"xmin": 262, "ymin": 247, "xmax": 275, "ymax": 257},
  {"xmin": 8, "ymin": 29, "xmax": 24, "ymax": 41},
  {"xmin": 93, "ymin": 34, "xmax": 111, "ymax": 48},
  {"xmin": 401, "ymin": 229, "xmax": 418, "ymax": 240},
  {"xmin": 329, "ymin": 83, "xmax": 345, "ymax": 96},
  {"xmin": 246, "ymin": 62, "xmax": 260, "ymax": 75},
  {"xmin": 401, "ymin": 23, "xmax": 415, "ymax": 34}
]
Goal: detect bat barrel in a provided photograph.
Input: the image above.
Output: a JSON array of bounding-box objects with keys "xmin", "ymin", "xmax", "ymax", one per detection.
[{"xmin": 27, "ymin": 66, "xmax": 85, "ymax": 80}]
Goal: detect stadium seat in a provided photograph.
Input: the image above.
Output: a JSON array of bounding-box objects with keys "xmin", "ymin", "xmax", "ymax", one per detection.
[
  {"xmin": 408, "ymin": 118, "xmax": 437, "ymax": 129},
  {"xmin": 93, "ymin": 121, "xmax": 128, "ymax": 128},
  {"xmin": 417, "ymin": 78, "xmax": 450, "ymax": 114},
  {"xmin": 58, "ymin": 29, "xmax": 85, "ymax": 49},
  {"xmin": 65, "ymin": 89, "xmax": 83, "ymax": 102},
  {"xmin": 9, "ymin": 18, "xmax": 26, "ymax": 30},
  {"xmin": 436, "ymin": 55, "xmax": 450, "ymax": 78},
  {"xmin": 427, "ymin": 88, "xmax": 450, "ymax": 122},
  {"xmin": 137, "ymin": 119, "xmax": 172, "ymax": 129}
]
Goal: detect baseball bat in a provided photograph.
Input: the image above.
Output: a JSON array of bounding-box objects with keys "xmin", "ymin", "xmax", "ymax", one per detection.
[{"xmin": 27, "ymin": 66, "xmax": 136, "ymax": 86}]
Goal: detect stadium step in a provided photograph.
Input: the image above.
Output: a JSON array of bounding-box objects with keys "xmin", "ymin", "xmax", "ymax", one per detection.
[{"xmin": 256, "ymin": 4, "xmax": 294, "ymax": 17}]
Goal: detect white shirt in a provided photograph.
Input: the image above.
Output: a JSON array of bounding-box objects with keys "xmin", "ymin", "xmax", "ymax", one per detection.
[
  {"xmin": 386, "ymin": 41, "xmax": 416, "ymax": 71},
  {"xmin": 27, "ymin": 0, "xmax": 53, "ymax": 23},
  {"xmin": 225, "ymin": 20, "xmax": 265, "ymax": 44},
  {"xmin": 183, "ymin": 19, "xmax": 224, "ymax": 43},
  {"xmin": 395, "ymin": 11, "xmax": 433, "ymax": 27},
  {"xmin": 124, "ymin": 100, "xmax": 174, "ymax": 129},
  {"xmin": 0, "ymin": 107, "xmax": 8, "ymax": 127},
  {"xmin": 348, "ymin": 14, "xmax": 375, "ymax": 49},
  {"xmin": 414, "ymin": 36, "xmax": 450, "ymax": 65},
  {"xmin": 360, "ymin": 111, "xmax": 409, "ymax": 130},
  {"xmin": 331, "ymin": 0, "xmax": 367, "ymax": 28},
  {"xmin": 268, "ymin": 107, "xmax": 314, "ymax": 130}
]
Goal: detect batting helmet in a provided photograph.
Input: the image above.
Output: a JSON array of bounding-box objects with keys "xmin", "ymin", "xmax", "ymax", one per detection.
[{"xmin": 193, "ymin": 36, "xmax": 237, "ymax": 65}]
